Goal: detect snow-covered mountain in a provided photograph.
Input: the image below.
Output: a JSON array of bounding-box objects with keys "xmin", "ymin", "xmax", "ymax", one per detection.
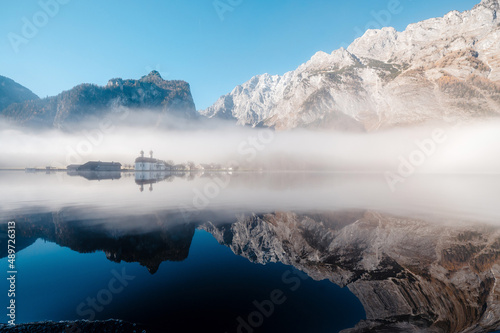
[{"xmin": 202, "ymin": 0, "xmax": 500, "ymax": 130}]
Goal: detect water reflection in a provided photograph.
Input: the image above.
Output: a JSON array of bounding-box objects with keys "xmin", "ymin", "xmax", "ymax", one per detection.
[
  {"xmin": 135, "ymin": 170, "xmax": 190, "ymax": 192},
  {"xmin": 1, "ymin": 171, "xmax": 500, "ymax": 332},
  {"xmin": 2, "ymin": 204, "xmax": 500, "ymax": 332},
  {"xmin": 68, "ymin": 170, "xmax": 122, "ymax": 181},
  {"xmin": 1, "ymin": 210, "xmax": 195, "ymax": 274}
]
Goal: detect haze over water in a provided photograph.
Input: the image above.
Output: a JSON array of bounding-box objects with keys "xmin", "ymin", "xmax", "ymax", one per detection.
[{"xmin": 2, "ymin": 170, "xmax": 500, "ymax": 332}]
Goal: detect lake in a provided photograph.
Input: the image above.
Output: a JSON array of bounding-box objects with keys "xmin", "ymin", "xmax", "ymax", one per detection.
[{"xmin": 1, "ymin": 170, "xmax": 500, "ymax": 333}]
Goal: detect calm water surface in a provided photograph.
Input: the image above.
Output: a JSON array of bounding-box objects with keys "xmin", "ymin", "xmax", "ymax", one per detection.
[{"xmin": 1, "ymin": 170, "xmax": 500, "ymax": 333}]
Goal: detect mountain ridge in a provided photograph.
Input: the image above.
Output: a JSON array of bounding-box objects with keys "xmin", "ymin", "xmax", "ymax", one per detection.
[
  {"xmin": 202, "ymin": 0, "xmax": 500, "ymax": 131},
  {"xmin": 0, "ymin": 75, "xmax": 39, "ymax": 111},
  {"xmin": 1, "ymin": 1, "xmax": 498, "ymax": 131},
  {"xmin": 0, "ymin": 71, "xmax": 198, "ymax": 128}
]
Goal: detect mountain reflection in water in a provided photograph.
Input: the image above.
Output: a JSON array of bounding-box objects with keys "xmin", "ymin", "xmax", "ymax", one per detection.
[{"xmin": 1, "ymin": 171, "xmax": 500, "ymax": 332}]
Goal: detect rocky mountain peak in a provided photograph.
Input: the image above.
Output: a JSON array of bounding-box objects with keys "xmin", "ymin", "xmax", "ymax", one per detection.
[
  {"xmin": 478, "ymin": 0, "xmax": 499, "ymax": 8},
  {"xmin": 141, "ymin": 70, "xmax": 163, "ymax": 81},
  {"xmin": 138, "ymin": 70, "xmax": 169, "ymax": 88},
  {"xmin": 302, "ymin": 48, "xmax": 360, "ymax": 71},
  {"xmin": 202, "ymin": 0, "xmax": 500, "ymax": 131},
  {"xmin": 347, "ymin": 27, "xmax": 399, "ymax": 62},
  {"xmin": 2, "ymin": 71, "xmax": 198, "ymax": 127}
]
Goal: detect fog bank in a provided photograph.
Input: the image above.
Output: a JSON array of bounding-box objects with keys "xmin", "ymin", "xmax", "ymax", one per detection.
[{"xmin": 1, "ymin": 113, "xmax": 499, "ymax": 174}]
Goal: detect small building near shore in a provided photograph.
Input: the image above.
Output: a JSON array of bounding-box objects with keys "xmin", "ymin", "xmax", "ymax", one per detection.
[{"xmin": 76, "ymin": 161, "xmax": 122, "ymax": 171}]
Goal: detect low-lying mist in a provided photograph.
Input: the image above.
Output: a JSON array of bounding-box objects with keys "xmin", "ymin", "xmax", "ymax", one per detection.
[{"xmin": 1, "ymin": 109, "xmax": 500, "ymax": 174}]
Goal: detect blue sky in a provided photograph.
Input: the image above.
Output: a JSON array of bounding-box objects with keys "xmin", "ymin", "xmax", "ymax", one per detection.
[{"xmin": 0, "ymin": 0, "xmax": 480, "ymax": 110}]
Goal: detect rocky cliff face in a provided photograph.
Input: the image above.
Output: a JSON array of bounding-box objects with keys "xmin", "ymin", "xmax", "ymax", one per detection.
[
  {"xmin": 202, "ymin": 0, "xmax": 500, "ymax": 131},
  {"xmin": 0, "ymin": 75, "xmax": 39, "ymax": 111},
  {"xmin": 201, "ymin": 211, "xmax": 500, "ymax": 333},
  {"xmin": 1, "ymin": 71, "xmax": 198, "ymax": 128}
]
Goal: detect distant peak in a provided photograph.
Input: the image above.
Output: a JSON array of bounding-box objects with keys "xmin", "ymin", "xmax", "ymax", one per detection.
[
  {"xmin": 147, "ymin": 70, "xmax": 162, "ymax": 78},
  {"xmin": 140, "ymin": 70, "xmax": 164, "ymax": 82},
  {"xmin": 477, "ymin": 0, "xmax": 499, "ymax": 9}
]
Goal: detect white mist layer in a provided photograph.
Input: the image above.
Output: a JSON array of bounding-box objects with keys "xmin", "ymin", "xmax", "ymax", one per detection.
[{"xmin": 0, "ymin": 114, "xmax": 500, "ymax": 174}]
